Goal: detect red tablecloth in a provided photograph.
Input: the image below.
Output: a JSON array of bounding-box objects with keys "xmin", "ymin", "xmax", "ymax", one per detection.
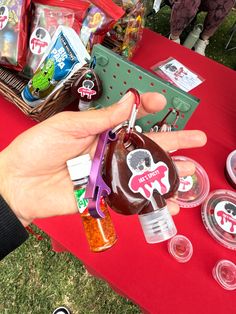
[{"xmin": 0, "ymin": 29, "xmax": 236, "ymax": 314}]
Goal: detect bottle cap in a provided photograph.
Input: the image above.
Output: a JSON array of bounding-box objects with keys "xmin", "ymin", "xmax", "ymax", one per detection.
[
  {"xmin": 168, "ymin": 235, "xmax": 193, "ymax": 263},
  {"xmin": 225, "ymin": 150, "xmax": 236, "ymax": 189},
  {"xmin": 138, "ymin": 206, "xmax": 177, "ymax": 243},
  {"xmin": 66, "ymin": 154, "xmax": 92, "ymax": 181},
  {"xmin": 212, "ymin": 259, "xmax": 236, "ymax": 290},
  {"xmin": 172, "ymin": 156, "xmax": 210, "ymax": 208},
  {"xmin": 201, "ymin": 189, "xmax": 236, "ymax": 250}
]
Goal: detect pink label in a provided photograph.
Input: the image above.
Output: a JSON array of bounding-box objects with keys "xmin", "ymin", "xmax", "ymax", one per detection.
[
  {"xmin": 0, "ymin": 6, "xmax": 9, "ymax": 30},
  {"xmin": 178, "ymin": 176, "xmax": 193, "ymax": 192},
  {"xmin": 214, "ymin": 201, "xmax": 236, "ymax": 234},
  {"xmin": 127, "ymin": 149, "xmax": 170, "ymax": 200},
  {"xmin": 30, "ymin": 27, "xmax": 51, "ymax": 55},
  {"xmin": 78, "ymin": 80, "xmax": 97, "ymax": 99}
]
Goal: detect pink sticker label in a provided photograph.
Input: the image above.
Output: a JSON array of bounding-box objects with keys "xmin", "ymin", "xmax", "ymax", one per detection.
[
  {"xmin": 214, "ymin": 201, "xmax": 236, "ymax": 234},
  {"xmin": 0, "ymin": 6, "xmax": 9, "ymax": 30},
  {"xmin": 78, "ymin": 80, "xmax": 97, "ymax": 99},
  {"xmin": 30, "ymin": 27, "xmax": 51, "ymax": 55},
  {"xmin": 178, "ymin": 176, "xmax": 193, "ymax": 192},
  {"xmin": 127, "ymin": 149, "xmax": 170, "ymax": 200}
]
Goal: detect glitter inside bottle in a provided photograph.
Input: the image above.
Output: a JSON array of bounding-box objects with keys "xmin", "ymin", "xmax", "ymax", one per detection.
[{"xmin": 67, "ymin": 154, "xmax": 117, "ymax": 252}]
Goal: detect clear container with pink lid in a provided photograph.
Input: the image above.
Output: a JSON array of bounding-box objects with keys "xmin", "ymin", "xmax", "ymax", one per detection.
[
  {"xmin": 171, "ymin": 156, "xmax": 210, "ymax": 208},
  {"xmin": 201, "ymin": 189, "xmax": 236, "ymax": 250},
  {"xmin": 225, "ymin": 150, "xmax": 236, "ymax": 189}
]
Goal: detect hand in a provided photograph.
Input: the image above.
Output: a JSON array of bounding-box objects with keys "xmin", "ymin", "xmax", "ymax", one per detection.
[{"xmin": 0, "ymin": 92, "xmax": 207, "ymax": 226}]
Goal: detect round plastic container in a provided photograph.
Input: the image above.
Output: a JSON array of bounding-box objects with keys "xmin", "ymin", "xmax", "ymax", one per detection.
[
  {"xmin": 212, "ymin": 259, "xmax": 236, "ymax": 290},
  {"xmin": 201, "ymin": 189, "xmax": 236, "ymax": 250},
  {"xmin": 225, "ymin": 150, "xmax": 236, "ymax": 189},
  {"xmin": 168, "ymin": 235, "xmax": 193, "ymax": 263},
  {"xmin": 172, "ymin": 156, "xmax": 210, "ymax": 208}
]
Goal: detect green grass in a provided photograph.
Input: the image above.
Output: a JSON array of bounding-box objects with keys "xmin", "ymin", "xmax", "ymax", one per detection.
[
  {"xmin": 1, "ymin": 6, "xmax": 235, "ymax": 314},
  {"xmin": 0, "ymin": 226, "xmax": 140, "ymax": 314}
]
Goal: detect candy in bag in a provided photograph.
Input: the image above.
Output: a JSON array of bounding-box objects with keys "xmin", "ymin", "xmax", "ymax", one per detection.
[
  {"xmin": 23, "ymin": 0, "xmax": 90, "ymax": 78},
  {"xmin": 106, "ymin": 0, "xmax": 145, "ymax": 59},
  {"xmin": 0, "ymin": 0, "xmax": 31, "ymax": 71},
  {"xmin": 80, "ymin": 0, "xmax": 124, "ymax": 53}
]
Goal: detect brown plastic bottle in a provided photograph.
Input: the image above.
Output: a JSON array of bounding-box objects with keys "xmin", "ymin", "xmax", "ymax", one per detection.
[
  {"xmin": 103, "ymin": 127, "xmax": 179, "ymax": 215},
  {"xmin": 103, "ymin": 127, "xmax": 179, "ymax": 243},
  {"xmin": 67, "ymin": 154, "xmax": 117, "ymax": 252}
]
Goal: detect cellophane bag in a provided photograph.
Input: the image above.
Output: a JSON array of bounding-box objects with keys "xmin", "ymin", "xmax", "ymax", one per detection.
[
  {"xmin": 104, "ymin": 0, "xmax": 145, "ymax": 59},
  {"xmin": 80, "ymin": 0, "xmax": 124, "ymax": 54},
  {"xmin": 0, "ymin": 0, "xmax": 31, "ymax": 71},
  {"xmin": 22, "ymin": 0, "xmax": 90, "ymax": 78}
]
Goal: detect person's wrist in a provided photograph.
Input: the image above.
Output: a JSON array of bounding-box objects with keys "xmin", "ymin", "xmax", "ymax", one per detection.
[{"xmin": 0, "ymin": 152, "xmax": 31, "ymax": 227}]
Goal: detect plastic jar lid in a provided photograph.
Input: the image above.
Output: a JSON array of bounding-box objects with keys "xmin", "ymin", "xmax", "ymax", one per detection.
[
  {"xmin": 212, "ymin": 259, "xmax": 236, "ymax": 290},
  {"xmin": 172, "ymin": 156, "xmax": 210, "ymax": 208},
  {"xmin": 201, "ymin": 189, "xmax": 236, "ymax": 250},
  {"xmin": 168, "ymin": 235, "xmax": 193, "ymax": 263},
  {"xmin": 225, "ymin": 150, "xmax": 236, "ymax": 189}
]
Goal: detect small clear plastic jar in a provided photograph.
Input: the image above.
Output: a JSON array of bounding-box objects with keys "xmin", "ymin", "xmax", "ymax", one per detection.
[
  {"xmin": 212, "ymin": 259, "xmax": 236, "ymax": 290},
  {"xmin": 172, "ymin": 156, "xmax": 210, "ymax": 208},
  {"xmin": 168, "ymin": 235, "xmax": 193, "ymax": 263}
]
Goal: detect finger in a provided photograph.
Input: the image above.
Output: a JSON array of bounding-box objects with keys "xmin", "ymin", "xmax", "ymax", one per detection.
[
  {"xmin": 174, "ymin": 160, "xmax": 196, "ymax": 177},
  {"xmin": 166, "ymin": 199, "xmax": 180, "ymax": 215},
  {"xmin": 137, "ymin": 92, "xmax": 167, "ymax": 118},
  {"xmin": 50, "ymin": 92, "xmax": 167, "ymax": 137},
  {"xmin": 147, "ymin": 130, "xmax": 207, "ymax": 151}
]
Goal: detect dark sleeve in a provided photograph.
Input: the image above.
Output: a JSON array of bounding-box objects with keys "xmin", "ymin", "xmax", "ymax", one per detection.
[{"xmin": 0, "ymin": 195, "xmax": 29, "ymax": 260}]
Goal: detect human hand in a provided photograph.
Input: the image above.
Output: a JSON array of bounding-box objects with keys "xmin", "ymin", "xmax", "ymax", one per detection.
[{"xmin": 0, "ymin": 92, "xmax": 207, "ymax": 226}]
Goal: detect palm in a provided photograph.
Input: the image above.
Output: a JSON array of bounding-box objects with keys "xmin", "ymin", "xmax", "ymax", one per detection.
[{"xmin": 2, "ymin": 112, "xmax": 101, "ymax": 223}]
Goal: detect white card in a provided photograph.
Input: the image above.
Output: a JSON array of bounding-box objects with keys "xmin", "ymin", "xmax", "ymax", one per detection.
[
  {"xmin": 153, "ymin": 0, "xmax": 162, "ymax": 12},
  {"xmin": 159, "ymin": 59, "xmax": 203, "ymax": 92}
]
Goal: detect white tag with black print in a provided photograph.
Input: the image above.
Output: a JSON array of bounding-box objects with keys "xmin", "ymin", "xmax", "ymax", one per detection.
[{"xmin": 153, "ymin": 0, "xmax": 162, "ymax": 12}]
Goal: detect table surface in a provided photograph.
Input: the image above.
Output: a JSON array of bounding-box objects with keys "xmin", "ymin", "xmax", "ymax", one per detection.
[{"xmin": 0, "ymin": 28, "xmax": 236, "ymax": 314}]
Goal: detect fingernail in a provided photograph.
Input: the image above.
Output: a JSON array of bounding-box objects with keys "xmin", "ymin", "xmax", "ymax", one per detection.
[{"xmin": 118, "ymin": 91, "xmax": 132, "ymax": 104}]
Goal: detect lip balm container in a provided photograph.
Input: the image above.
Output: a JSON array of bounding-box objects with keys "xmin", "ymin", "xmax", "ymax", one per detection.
[
  {"xmin": 168, "ymin": 235, "xmax": 193, "ymax": 263},
  {"xmin": 201, "ymin": 189, "xmax": 236, "ymax": 250},
  {"xmin": 172, "ymin": 156, "xmax": 210, "ymax": 208},
  {"xmin": 212, "ymin": 259, "xmax": 236, "ymax": 290},
  {"xmin": 225, "ymin": 150, "xmax": 236, "ymax": 189}
]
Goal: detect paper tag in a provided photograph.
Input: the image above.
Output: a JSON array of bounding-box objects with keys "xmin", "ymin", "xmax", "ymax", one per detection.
[
  {"xmin": 153, "ymin": 0, "xmax": 162, "ymax": 12},
  {"xmin": 159, "ymin": 59, "xmax": 203, "ymax": 92}
]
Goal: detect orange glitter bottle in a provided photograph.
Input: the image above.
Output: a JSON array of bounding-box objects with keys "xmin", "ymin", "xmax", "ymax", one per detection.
[{"xmin": 67, "ymin": 154, "xmax": 117, "ymax": 252}]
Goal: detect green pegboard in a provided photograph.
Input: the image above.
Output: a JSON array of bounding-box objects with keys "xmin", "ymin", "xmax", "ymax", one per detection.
[{"xmin": 91, "ymin": 44, "xmax": 200, "ymax": 132}]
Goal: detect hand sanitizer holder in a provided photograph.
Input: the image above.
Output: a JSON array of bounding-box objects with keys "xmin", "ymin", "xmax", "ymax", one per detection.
[{"xmin": 85, "ymin": 89, "xmax": 180, "ymax": 243}]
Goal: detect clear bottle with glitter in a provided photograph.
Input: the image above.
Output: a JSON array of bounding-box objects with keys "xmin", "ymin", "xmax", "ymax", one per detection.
[{"xmin": 67, "ymin": 154, "xmax": 117, "ymax": 252}]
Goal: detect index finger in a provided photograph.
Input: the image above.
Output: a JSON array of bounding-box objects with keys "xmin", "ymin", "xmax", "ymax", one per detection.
[
  {"xmin": 138, "ymin": 92, "xmax": 167, "ymax": 118},
  {"xmin": 147, "ymin": 130, "xmax": 207, "ymax": 152}
]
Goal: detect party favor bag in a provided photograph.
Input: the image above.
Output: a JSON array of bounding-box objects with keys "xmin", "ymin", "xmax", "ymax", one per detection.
[
  {"xmin": 23, "ymin": 0, "xmax": 90, "ymax": 77},
  {"xmin": 80, "ymin": 0, "xmax": 124, "ymax": 53},
  {"xmin": 0, "ymin": 0, "xmax": 31, "ymax": 71}
]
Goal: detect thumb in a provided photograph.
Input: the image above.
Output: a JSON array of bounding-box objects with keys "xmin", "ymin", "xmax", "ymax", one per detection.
[{"xmin": 53, "ymin": 91, "xmax": 135, "ymax": 136}]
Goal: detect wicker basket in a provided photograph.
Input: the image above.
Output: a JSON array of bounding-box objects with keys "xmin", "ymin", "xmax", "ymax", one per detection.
[{"xmin": 0, "ymin": 66, "xmax": 79, "ymax": 122}]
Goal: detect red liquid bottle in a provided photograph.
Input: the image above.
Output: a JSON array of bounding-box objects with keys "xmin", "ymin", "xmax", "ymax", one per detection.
[{"xmin": 103, "ymin": 126, "xmax": 179, "ymax": 243}]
